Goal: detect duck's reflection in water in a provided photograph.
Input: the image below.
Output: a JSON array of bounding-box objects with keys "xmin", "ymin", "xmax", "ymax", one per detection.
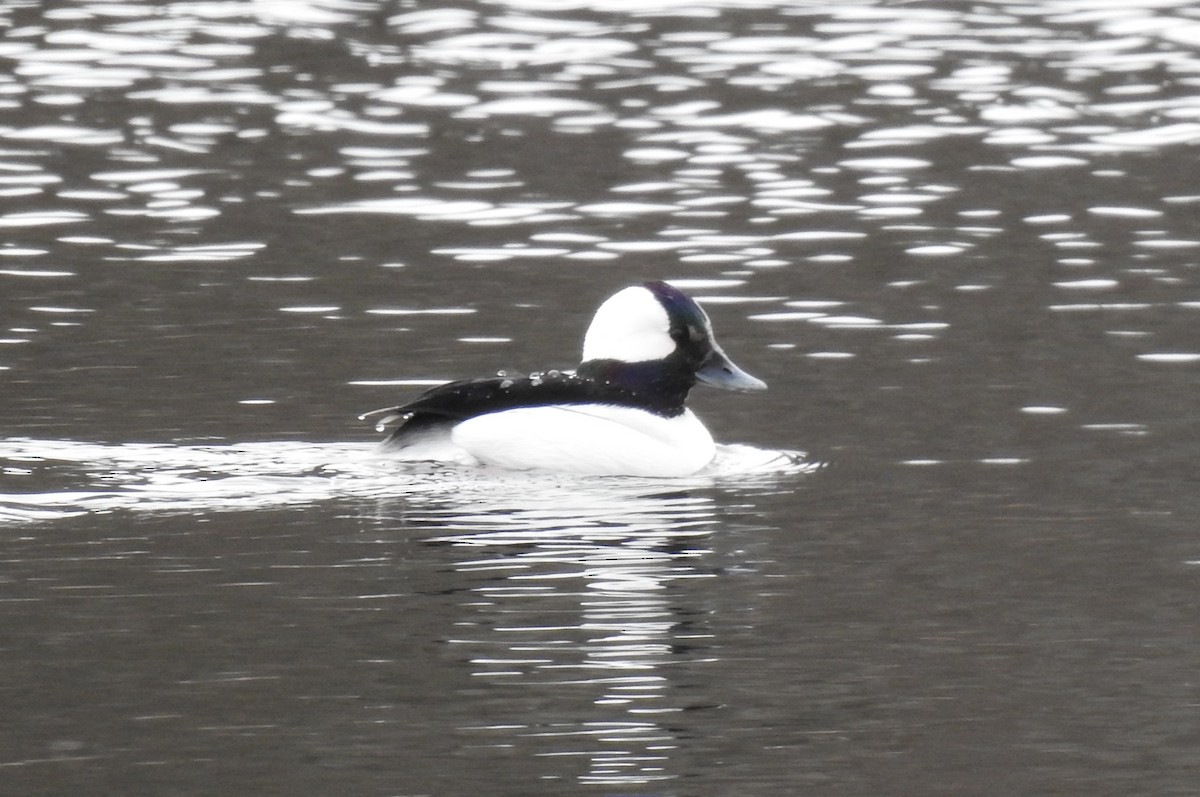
[{"xmin": 380, "ymin": 474, "xmax": 733, "ymax": 787}]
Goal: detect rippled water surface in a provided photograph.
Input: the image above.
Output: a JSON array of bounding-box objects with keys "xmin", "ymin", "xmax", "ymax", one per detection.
[{"xmin": 2, "ymin": 1, "xmax": 1199, "ymax": 794}]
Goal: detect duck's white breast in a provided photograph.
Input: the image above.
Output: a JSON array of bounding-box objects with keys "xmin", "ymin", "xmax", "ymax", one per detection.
[{"xmin": 450, "ymin": 404, "xmax": 716, "ymax": 477}]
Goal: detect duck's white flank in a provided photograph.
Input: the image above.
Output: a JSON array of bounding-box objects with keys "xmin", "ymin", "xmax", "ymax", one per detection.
[
  {"xmin": 581, "ymin": 285, "xmax": 676, "ymax": 364},
  {"xmin": 450, "ymin": 404, "xmax": 716, "ymax": 477}
]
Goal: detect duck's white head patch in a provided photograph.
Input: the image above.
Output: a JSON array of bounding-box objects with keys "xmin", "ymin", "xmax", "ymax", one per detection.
[{"xmin": 581, "ymin": 285, "xmax": 676, "ymax": 364}]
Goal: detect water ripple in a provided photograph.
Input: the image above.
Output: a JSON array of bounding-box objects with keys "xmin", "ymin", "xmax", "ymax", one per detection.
[{"xmin": 0, "ymin": 438, "xmax": 814, "ymax": 523}]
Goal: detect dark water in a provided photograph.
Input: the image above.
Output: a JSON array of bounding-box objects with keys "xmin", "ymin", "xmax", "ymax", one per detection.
[{"xmin": 2, "ymin": 1, "xmax": 1199, "ymax": 794}]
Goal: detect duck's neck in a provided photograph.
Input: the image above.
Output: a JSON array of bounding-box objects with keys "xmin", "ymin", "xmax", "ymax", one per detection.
[{"xmin": 576, "ymin": 358, "xmax": 696, "ymax": 417}]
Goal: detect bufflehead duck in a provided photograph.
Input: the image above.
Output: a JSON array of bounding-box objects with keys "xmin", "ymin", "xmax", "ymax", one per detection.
[{"xmin": 361, "ymin": 281, "xmax": 766, "ymax": 477}]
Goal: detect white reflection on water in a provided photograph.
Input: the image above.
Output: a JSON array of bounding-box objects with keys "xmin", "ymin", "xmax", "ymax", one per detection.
[
  {"xmin": 370, "ymin": 464, "xmax": 798, "ymax": 787},
  {"xmin": 0, "ymin": 435, "xmax": 815, "ymax": 785}
]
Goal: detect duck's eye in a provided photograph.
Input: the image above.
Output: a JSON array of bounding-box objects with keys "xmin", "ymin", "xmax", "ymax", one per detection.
[{"xmin": 687, "ymin": 324, "xmax": 705, "ymax": 343}]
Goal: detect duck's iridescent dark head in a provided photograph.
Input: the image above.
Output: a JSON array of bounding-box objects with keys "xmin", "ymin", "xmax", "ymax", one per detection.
[{"xmin": 581, "ymin": 281, "xmax": 766, "ymax": 392}]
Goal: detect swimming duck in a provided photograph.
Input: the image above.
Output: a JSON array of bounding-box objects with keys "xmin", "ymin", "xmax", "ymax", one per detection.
[{"xmin": 361, "ymin": 280, "xmax": 766, "ymax": 477}]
